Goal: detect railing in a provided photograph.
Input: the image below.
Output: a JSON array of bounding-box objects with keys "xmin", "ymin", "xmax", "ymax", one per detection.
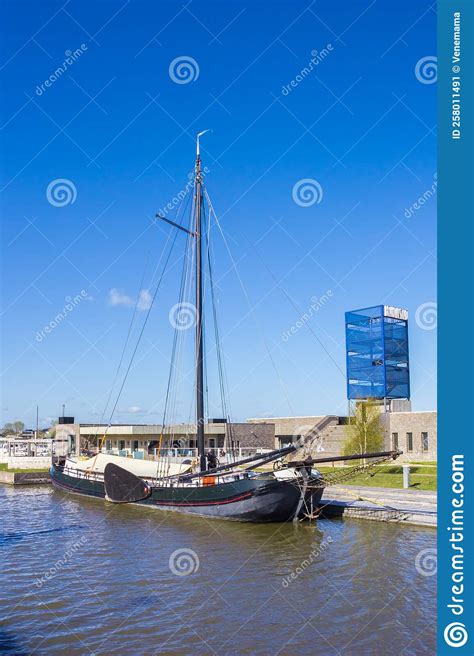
[
  {"xmin": 59, "ymin": 463, "xmax": 256, "ymax": 488},
  {"xmin": 0, "ymin": 438, "xmax": 53, "ymax": 458},
  {"xmin": 101, "ymin": 446, "xmax": 272, "ymax": 462}
]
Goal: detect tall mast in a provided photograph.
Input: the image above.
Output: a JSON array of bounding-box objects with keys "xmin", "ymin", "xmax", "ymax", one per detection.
[{"xmin": 195, "ymin": 131, "xmax": 208, "ymax": 472}]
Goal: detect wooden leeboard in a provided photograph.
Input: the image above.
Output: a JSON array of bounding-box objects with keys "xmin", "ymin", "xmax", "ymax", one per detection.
[{"xmin": 104, "ymin": 463, "xmax": 151, "ymax": 503}]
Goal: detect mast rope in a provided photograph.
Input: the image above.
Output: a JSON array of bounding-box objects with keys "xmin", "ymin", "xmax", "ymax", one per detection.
[
  {"xmin": 203, "ymin": 187, "xmax": 297, "ymax": 420},
  {"xmin": 93, "ymin": 227, "xmax": 180, "ymax": 462},
  {"xmin": 205, "ymin": 205, "xmax": 234, "ymax": 457},
  {"xmin": 247, "ymin": 243, "xmax": 346, "ymax": 378},
  {"xmin": 157, "ymin": 199, "xmax": 194, "ymax": 477},
  {"xmin": 155, "ymin": 180, "xmax": 203, "ymax": 479},
  {"xmin": 301, "ymin": 454, "xmax": 398, "ymax": 489},
  {"xmin": 91, "ymin": 252, "xmax": 151, "ymax": 448}
]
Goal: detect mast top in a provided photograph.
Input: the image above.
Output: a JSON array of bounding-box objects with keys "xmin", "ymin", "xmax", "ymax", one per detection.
[{"xmin": 196, "ymin": 129, "xmax": 210, "ymax": 158}]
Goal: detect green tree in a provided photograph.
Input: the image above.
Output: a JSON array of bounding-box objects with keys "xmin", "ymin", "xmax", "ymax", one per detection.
[
  {"xmin": 3, "ymin": 421, "xmax": 24, "ymax": 434},
  {"xmin": 343, "ymin": 400, "xmax": 385, "ymax": 458},
  {"xmin": 12, "ymin": 421, "xmax": 25, "ymax": 434}
]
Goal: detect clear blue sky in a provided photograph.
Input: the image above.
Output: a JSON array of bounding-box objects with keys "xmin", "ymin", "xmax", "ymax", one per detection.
[{"xmin": 1, "ymin": 0, "xmax": 437, "ymax": 428}]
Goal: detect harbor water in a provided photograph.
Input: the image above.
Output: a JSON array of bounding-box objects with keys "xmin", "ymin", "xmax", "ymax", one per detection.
[{"xmin": 1, "ymin": 484, "xmax": 436, "ymax": 655}]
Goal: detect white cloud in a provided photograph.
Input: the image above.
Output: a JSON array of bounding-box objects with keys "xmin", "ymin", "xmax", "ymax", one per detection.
[
  {"xmin": 108, "ymin": 288, "xmax": 152, "ymax": 311},
  {"xmin": 116, "ymin": 406, "xmax": 146, "ymax": 416},
  {"xmin": 137, "ymin": 289, "xmax": 152, "ymax": 311},
  {"xmin": 108, "ymin": 288, "xmax": 134, "ymax": 307},
  {"xmin": 128, "ymin": 406, "xmax": 144, "ymax": 414}
]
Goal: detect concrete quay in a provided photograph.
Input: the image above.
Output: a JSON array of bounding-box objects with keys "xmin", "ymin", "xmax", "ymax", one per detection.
[
  {"xmin": 0, "ymin": 471, "xmax": 51, "ymax": 485},
  {"xmin": 320, "ymin": 485, "xmax": 437, "ymax": 528}
]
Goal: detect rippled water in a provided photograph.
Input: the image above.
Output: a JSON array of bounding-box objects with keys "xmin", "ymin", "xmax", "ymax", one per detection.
[{"xmin": 0, "ymin": 485, "xmax": 436, "ymax": 655}]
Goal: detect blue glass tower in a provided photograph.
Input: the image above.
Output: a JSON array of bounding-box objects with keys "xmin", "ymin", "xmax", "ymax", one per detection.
[{"xmin": 345, "ymin": 305, "xmax": 410, "ymax": 401}]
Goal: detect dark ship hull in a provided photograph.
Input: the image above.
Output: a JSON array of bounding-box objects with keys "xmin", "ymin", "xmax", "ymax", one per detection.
[{"xmin": 50, "ymin": 464, "xmax": 323, "ymax": 522}]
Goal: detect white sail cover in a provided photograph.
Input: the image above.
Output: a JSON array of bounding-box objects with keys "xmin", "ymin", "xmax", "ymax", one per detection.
[{"xmin": 65, "ymin": 453, "xmax": 192, "ymax": 478}]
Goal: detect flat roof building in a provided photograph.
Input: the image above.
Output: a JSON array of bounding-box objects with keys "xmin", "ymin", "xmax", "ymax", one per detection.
[{"xmin": 56, "ymin": 410, "xmax": 436, "ymax": 463}]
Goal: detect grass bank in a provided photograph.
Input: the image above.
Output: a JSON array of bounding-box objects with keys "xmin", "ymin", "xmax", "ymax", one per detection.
[
  {"xmin": 318, "ymin": 463, "xmax": 437, "ymax": 491},
  {"xmin": 0, "ymin": 463, "xmax": 49, "ymax": 473}
]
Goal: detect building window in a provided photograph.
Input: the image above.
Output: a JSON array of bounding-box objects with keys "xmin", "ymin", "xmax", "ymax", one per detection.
[
  {"xmin": 422, "ymin": 432, "xmax": 429, "ymax": 451},
  {"xmin": 106, "ymin": 440, "xmax": 111, "ymax": 451},
  {"xmin": 392, "ymin": 433, "xmax": 398, "ymax": 450},
  {"xmin": 406, "ymin": 433, "xmax": 413, "ymax": 452},
  {"xmin": 119, "ymin": 440, "xmax": 125, "ymax": 451}
]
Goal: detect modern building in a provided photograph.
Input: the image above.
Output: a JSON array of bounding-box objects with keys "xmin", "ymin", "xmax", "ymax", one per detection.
[
  {"xmin": 56, "ymin": 419, "xmax": 275, "ymax": 459},
  {"xmin": 386, "ymin": 411, "xmax": 437, "ymax": 461},
  {"xmin": 345, "ymin": 305, "xmax": 410, "ymax": 407},
  {"xmin": 248, "ymin": 411, "xmax": 437, "ymax": 462}
]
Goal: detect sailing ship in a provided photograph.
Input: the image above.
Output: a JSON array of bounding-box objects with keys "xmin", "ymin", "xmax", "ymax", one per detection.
[{"xmin": 50, "ymin": 133, "xmax": 400, "ymax": 521}]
